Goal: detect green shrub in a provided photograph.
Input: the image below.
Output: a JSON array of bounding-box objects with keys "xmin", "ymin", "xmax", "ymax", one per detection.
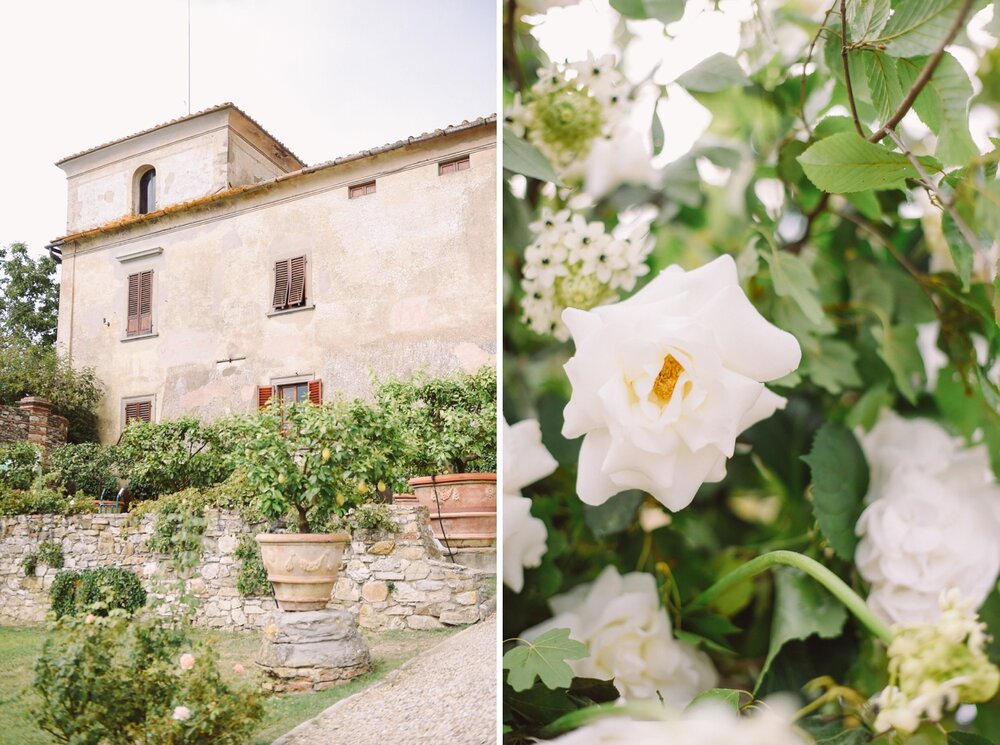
[
  {"xmin": 0, "ymin": 486, "xmax": 97, "ymax": 516},
  {"xmin": 0, "ymin": 441, "xmax": 42, "ymax": 490},
  {"xmin": 234, "ymin": 533, "xmax": 271, "ymax": 598},
  {"xmin": 22, "ymin": 551, "xmax": 37, "ymax": 576},
  {"xmin": 37, "ymin": 539, "xmax": 64, "ymax": 568},
  {"xmin": 50, "ymin": 567, "xmax": 147, "ymax": 619},
  {"xmin": 142, "ymin": 488, "xmax": 207, "ymax": 575},
  {"xmin": 375, "ymin": 366, "xmax": 497, "ymax": 477},
  {"xmin": 47, "ymin": 442, "xmax": 118, "ymax": 497},
  {"xmin": 32, "ymin": 610, "xmax": 262, "ymax": 745},
  {"xmin": 331, "ymin": 502, "xmax": 399, "ymax": 534}
]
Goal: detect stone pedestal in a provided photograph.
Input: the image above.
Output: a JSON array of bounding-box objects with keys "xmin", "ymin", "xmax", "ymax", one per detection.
[{"xmin": 256, "ymin": 608, "xmax": 371, "ymax": 692}]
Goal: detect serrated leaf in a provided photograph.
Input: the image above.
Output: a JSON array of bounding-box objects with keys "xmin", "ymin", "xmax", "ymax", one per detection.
[
  {"xmin": 688, "ymin": 688, "xmax": 744, "ymax": 712},
  {"xmin": 610, "ymin": 0, "xmax": 685, "ymax": 23},
  {"xmin": 801, "ymin": 422, "xmax": 869, "ymax": 560},
  {"xmin": 863, "ymin": 51, "xmax": 904, "ymax": 125},
  {"xmin": 503, "ymin": 628, "xmax": 588, "ymax": 692},
  {"xmin": 798, "ymin": 132, "xmax": 919, "ymax": 193},
  {"xmin": 763, "ymin": 250, "xmax": 826, "ymax": 324},
  {"xmin": 676, "ymin": 53, "xmax": 750, "ymax": 92},
  {"xmin": 757, "ymin": 567, "xmax": 849, "ymax": 693},
  {"xmin": 503, "ymin": 126, "xmax": 562, "ymax": 184},
  {"xmin": 808, "ymin": 338, "xmax": 863, "ymax": 394},
  {"xmin": 943, "ymin": 211, "xmax": 975, "ymax": 290},
  {"xmin": 876, "ymin": 0, "xmax": 986, "ymax": 58},
  {"xmin": 897, "ymin": 54, "xmax": 977, "ymax": 166},
  {"xmin": 872, "ymin": 323, "xmax": 924, "ymax": 404},
  {"xmin": 848, "ymin": 0, "xmax": 892, "ymax": 39}
]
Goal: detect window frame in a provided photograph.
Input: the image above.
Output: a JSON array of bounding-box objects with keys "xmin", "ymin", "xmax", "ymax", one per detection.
[
  {"xmin": 438, "ymin": 155, "xmax": 471, "ymax": 175},
  {"xmin": 348, "ymin": 181, "xmax": 376, "ymax": 198},
  {"xmin": 135, "ymin": 166, "xmax": 157, "ymax": 215},
  {"xmin": 121, "ymin": 395, "xmax": 155, "ymax": 431},
  {"xmin": 268, "ymin": 254, "xmax": 314, "ymax": 316},
  {"xmin": 124, "ymin": 268, "xmax": 155, "ymax": 339}
]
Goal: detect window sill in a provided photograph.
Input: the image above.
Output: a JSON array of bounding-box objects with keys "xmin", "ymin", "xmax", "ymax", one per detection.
[
  {"xmin": 121, "ymin": 332, "xmax": 158, "ymax": 343},
  {"xmin": 267, "ymin": 304, "xmax": 315, "ymax": 318}
]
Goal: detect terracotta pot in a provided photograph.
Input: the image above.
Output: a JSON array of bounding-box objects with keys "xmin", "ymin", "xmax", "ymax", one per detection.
[
  {"xmin": 407, "ymin": 473, "xmax": 496, "ymax": 549},
  {"xmin": 255, "ymin": 533, "xmax": 350, "ymax": 611}
]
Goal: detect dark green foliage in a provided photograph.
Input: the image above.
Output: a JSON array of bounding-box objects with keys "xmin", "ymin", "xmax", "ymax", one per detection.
[
  {"xmin": 50, "ymin": 567, "xmax": 147, "ymax": 619},
  {"xmin": 22, "ymin": 552, "xmax": 37, "ymax": 576},
  {"xmin": 234, "ymin": 533, "xmax": 271, "ymax": 598},
  {"xmin": 46, "ymin": 443, "xmax": 118, "ymax": 498},
  {"xmin": 0, "ymin": 242, "xmax": 58, "ymax": 347},
  {"xmin": 0, "ymin": 485, "xmax": 96, "ymax": 516},
  {"xmin": 0, "ymin": 441, "xmax": 41, "ymax": 489},
  {"xmin": 36, "ymin": 540, "xmax": 64, "ymax": 569}
]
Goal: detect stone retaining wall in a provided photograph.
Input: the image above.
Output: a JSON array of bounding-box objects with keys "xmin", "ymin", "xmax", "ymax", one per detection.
[
  {"xmin": 0, "ymin": 397, "xmax": 68, "ymax": 453},
  {"xmin": 0, "ymin": 505, "xmax": 490, "ymax": 631}
]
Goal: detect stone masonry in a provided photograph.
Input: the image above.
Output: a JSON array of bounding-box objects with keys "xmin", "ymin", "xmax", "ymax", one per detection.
[
  {"xmin": 0, "ymin": 504, "xmax": 490, "ymax": 631},
  {"xmin": 0, "ymin": 397, "xmax": 68, "ymax": 453}
]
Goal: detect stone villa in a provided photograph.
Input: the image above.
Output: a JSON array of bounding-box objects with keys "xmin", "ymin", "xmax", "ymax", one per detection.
[{"xmin": 47, "ymin": 104, "xmax": 497, "ymax": 442}]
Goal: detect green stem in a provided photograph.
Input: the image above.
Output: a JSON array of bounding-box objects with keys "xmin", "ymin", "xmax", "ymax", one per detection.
[{"xmin": 689, "ymin": 550, "xmax": 892, "ymax": 643}]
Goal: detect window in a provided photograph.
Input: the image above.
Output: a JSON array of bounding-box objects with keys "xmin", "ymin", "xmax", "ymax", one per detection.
[
  {"xmin": 439, "ymin": 156, "xmax": 470, "ymax": 175},
  {"xmin": 349, "ymin": 181, "xmax": 376, "ymax": 198},
  {"xmin": 272, "ymin": 256, "xmax": 306, "ymax": 311},
  {"xmin": 257, "ymin": 380, "xmax": 323, "ymax": 411},
  {"xmin": 126, "ymin": 269, "xmax": 154, "ymax": 337},
  {"xmin": 122, "ymin": 397, "xmax": 154, "ymax": 428},
  {"xmin": 138, "ymin": 168, "xmax": 156, "ymax": 214}
]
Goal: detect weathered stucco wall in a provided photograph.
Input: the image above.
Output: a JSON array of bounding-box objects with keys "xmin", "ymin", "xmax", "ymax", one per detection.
[
  {"xmin": 0, "ymin": 504, "xmax": 490, "ymax": 631},
  {"xmin": 56, "ymin": 121, "xmax": 496, "ymax": 442}
]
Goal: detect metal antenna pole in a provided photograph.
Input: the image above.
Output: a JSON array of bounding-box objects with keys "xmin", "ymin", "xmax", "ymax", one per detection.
[{"xmin": 187, "ymin": 0, "xmax": 192, "ymax": 114}]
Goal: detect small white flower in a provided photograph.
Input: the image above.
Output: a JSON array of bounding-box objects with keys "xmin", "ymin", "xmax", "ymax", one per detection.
[
  {"xmin": 855, "ymin": 411, "xmax": 1000, "ymax": 624},
  {"xmin": 503, "ymin": 419, "xmax": 558, "ymax": 593},
  {"xmin": 524, "ymin": 566, "xmax": 717, "ymax": 704},
  {"xmin": 561, "ymin": 254, "xmax": 801, "ymax": 511},
  {"xmin": 172, "ymin": 705, "xmax": 191, "ymax": 721}
]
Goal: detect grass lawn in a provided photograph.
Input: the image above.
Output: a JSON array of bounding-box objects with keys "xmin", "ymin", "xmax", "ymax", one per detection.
[{"xmin": 0, "ymin": 623, "xmax": 459, "ymax": 745}]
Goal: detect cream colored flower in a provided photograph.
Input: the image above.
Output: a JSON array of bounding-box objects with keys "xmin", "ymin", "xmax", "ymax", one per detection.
[
  {"xmin": 503, "ymin": 418, "xmax": 558, "ymax": 593},
  {"xmin": 855, "ymin": 412, "xmax": 1000, "ymax": 624},
  {"xmin": 172, "ymin": 705, "xmax": 191, "ymax": 721},
  {"xmin": 562, "ymin": 255, "xmax": 801, "ymax": 510},
  {"xmin": 524, "ymin": 566, "xmax": 717, "ymax": 704},
  {"xmin": 179, "ymin": 652, "xmax": 195, "ymax": 671}
]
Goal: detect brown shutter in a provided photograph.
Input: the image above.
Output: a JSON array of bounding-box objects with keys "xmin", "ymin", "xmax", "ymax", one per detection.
[
  {"xmin": 124, "ymin": 402, "xmax": 139, "ymax": 423},
  {"xmin": 138, "ymin": 270, "xmax": 153, "ymax": 334},
  {"xmin": 288, "ymin": 256, "xmax": 306, "ymax": 307},
  {"xmin": 257, "ymin": 385, "xmax": 274, "ymax": 409},
  {"xmin": 127, "ymin": 273, "xmax": 140, "ymax": 335},
  {"xmin": 308, "ymin": 379, "xmax": 322, "ymax": 405},
  {"xmin": 137, "ymin": 400, "xmax": 152, "ymax": 422},
  {"xmin": 272, "ymin": 259, "xmax": 289, "ymax": 309},
  {"xmin": 457, "ymin": 157, "xmax": 470, "ymax": 171}
]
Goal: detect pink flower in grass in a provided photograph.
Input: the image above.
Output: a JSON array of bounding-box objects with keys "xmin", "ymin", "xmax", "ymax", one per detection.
[
  {"xmin": 172, "ymin": 705, "xmax": 191, "ymax": 721},
  {"xmin": 179, "ymin": 653, "xmax": 195, "ymax": 670},
  {"xmin": 233, "ymin": 663, "xmax": 246, "ymax": 674}
]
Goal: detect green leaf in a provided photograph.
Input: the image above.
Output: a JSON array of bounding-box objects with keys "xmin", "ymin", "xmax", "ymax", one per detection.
[
  {"xmin": 846, "ymin": 382, "xmax": 895, "ymax": 430},
  {"xmin": 847, "ymin": 0, "xmax": 892, "ymax": 39},
  {"xmin": 863, "ymin": 51, "xmax": 904, "ymax": 125},
  {"xmin": 798, "ymin": 132, "xmax": 919, "ymax": 193},
  {"xmin": 808, "ymin": 339, "xmax": 863, "ymax": 394},
  {"xmin": 583, "ymin": 490, "xmax": 643, "ymax": 537},
  {"xmin": 688, "ymin": 688, "xmax": 745, "ymax": 712},
  {"xmin": 872, "ymin": 323, "xmax": 925, "ymax": 404},
  {"xmin": 876, "ymin": 0, "xmax": 986, "ymax": 58},
  {"xmin": 757, "ymin": 567, "xmax": 849, "ymax": 693},
  {"xmin": 801, "ymin": 421, "xmax": 870, "ymax": 561},
  {"xmin": 503, "ymin": 628, "xmax": 589, "ymax": 692},
  {"xmin": 651, "ymin": 104, "xmax": 665, "ymax": 156},
  {"xmin": 897, "ymin": 54, "xmax": 977, "ymax": 166},
  {"xmin": 943, "ymin": 210, "xmax": 975, "ymax": 290},
  {"xmin": 610, "ymin": 0, "xmax": 685, "ymax": 23},
  {"xmin": 676, "ymin": 53, "xmax": 750, "ymax": 92},
  {"xmin": 948, "ymin": 733, "xmax": 997, "ymax": 745},
  {"xmin": 503, "ymin": 127, "xmax": 562, "ymax": 185},
  {"xmin": 762, "ymin": 250, "xmax": 826, "ymax": 324}
]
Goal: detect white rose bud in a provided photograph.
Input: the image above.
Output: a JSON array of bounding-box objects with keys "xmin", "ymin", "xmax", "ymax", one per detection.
[{"xmin": 562, "ymin": 255, "xmax": 801, "ymax": 511}]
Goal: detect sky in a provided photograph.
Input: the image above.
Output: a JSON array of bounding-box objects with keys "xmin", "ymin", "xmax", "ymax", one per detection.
[{"xmin": 0, "ymin": 0, "xmax": 497, "ymax": 257}]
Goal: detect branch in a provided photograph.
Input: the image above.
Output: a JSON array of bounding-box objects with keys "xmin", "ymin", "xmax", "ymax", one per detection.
[
  {"xmin": 504, "ymin": 0, "xmax": 525, "ymax": 92},
  {"xmin": 799, "ymin": 2, "xmax": 839, "ymax": 135},
  {"xmin": 840, "ymin": 0, "xmax": 865, "ymax": 136},
  {"xmin": 869, "ymin": 0, "xmax": 975, "ymax": 144}
]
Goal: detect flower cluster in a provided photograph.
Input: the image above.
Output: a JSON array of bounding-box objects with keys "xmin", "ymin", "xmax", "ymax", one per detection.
[
  {"xmin": 521, "ymin": 208, "xmax": 652, "ymax": 340},
  {"xmin": 542, "ymin": 701, "xmax": 807, "ymax": 744},
  {"xmin": 872, "ymin": 590, "xmax": 1000, "ymax": 735},
  {"xmin": 855, "ymin": 412, "xmax": 1000, "ymax": 624},
  {"xmin": 524, "ymin": 566, "xmax": 717, "ymax": 703},
  {"xmin": 503, "ymin": 418, "xmax": 557, "ymax": 593},
  {"xmin": 506, "ymin": 54, "xmax": 629, "ymax": 172},
  {"xmin": 561, "ymin": 254, "xmax": 801, "ymax": 510}
]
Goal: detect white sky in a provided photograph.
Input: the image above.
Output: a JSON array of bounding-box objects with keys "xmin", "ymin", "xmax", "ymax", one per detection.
[{"xmin": 0, "ymin": 0, "xmax": 497, "ymax": 257}]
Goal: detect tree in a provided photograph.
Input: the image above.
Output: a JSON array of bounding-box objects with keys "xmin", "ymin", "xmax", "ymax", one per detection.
[{"xmin": 0, "ymin": 242, "xmax": 59, "ymax": 347}]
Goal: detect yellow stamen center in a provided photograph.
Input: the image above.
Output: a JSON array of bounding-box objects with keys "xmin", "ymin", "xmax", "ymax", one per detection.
[{"xmin": 652, "ymin": 354, "xmax": 684, "ymax": 404}]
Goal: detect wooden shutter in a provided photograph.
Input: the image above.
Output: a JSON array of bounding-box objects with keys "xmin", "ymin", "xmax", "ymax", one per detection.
[
  {"xmin": 124, "ymin": 399, "xmax": 153, "ymax": 425},
  {"xmin": 308, "ymin": 379, "xmax": 322, "ymax": 405},
  {"xmin": 288, "ymin": 256, "xmax": 306, "ymax": 307},
  {"xmin": 272, "ymin": 259, "xmax": 289, "ymax": 309},
  {"xmin": 127, "ymin": 273, "xmax": 140, "ymax": 335},
  {"xmin": 138, "ymin": 270, "xmax": 153, "ymax": 334},
  {"xmin": 257, "ymin": 385, "xmax": 274, "ymax": 409},
  {"xmin": 439, "ymin": 156, "xmax": 469, "ymax": 175},
  {"xmin": 349, "ymin": 181, "xmax": 375, "ymax": 198}
]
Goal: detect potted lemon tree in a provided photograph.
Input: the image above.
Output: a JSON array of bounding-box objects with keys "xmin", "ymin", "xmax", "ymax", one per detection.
[{"xmin": 237, "ymin": 398, "xmax": 404, "ymax": 611}]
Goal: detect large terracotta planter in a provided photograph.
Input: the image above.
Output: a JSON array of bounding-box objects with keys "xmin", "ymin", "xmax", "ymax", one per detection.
[
  {"xmin": 255, "ymin": 533, "xmax": 350, "ymax": 611},
  {"xmin": 408, "ymin": 473, "xmax": 496, "ymax": 549}
]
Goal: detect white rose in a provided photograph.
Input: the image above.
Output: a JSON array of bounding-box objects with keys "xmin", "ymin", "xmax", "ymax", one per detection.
[
  {"xmin": 561, "ymin": 255, "xmax": 801, "ymax": 511},
  {"xmin": 524, "ymin": 566, "xmax": 717, "ymax": 704},
  {"xmin": 542, "ymin": 701, "xmax": 807, "ymax": 744},
  {"xmin": 503, "ymin": 418, "xmax": 558, "ymax": 593},
  {"xmin": 855, "ymin": 412, "xmax": 1000, "ymax": 624}
]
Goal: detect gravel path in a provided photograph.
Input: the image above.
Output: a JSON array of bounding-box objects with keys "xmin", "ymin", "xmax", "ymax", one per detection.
[{"xmin": 273, "ymin": 615, "xmax": 497, "ymax": 745}]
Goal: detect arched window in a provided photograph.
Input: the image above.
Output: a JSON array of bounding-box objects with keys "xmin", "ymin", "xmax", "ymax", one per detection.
[{"xmin": 138, "ymin": 168, "xmax": 156, "ymax": 215}]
